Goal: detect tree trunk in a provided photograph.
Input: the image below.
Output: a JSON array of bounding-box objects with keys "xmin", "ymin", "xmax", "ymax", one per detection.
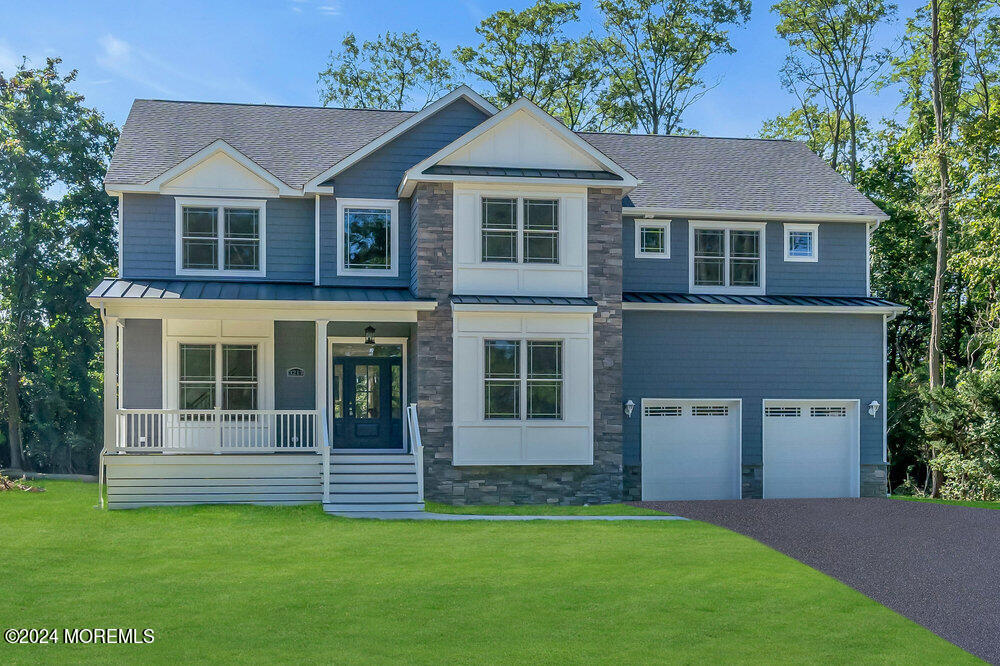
[
  {"xmin": 831, "ymin": 110, "xmax": 842, "ymax": 170},
  {"xmin": 928, "ymin": 0, "xmax": 949, "ymax": 498},
  {"xmin": 848, "ymin": 95, "xmax": 858, "ymax": 184},
  {"xmin": 5, "ymin": 362, "xmax": 24, "ymax": 471}
]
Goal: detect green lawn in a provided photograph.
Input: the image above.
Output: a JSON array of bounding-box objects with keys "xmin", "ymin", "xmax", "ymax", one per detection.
[
  {"xmin": 424, "ymin": 501, "xmax": 664, "ymax": 515},
  {"xmin": 2, "ymin": 482, "xmax": 975, "ymax": 665},
  {"xmin": 892, "ymin": 495, "xmax": 1000, "ymax": 510}
]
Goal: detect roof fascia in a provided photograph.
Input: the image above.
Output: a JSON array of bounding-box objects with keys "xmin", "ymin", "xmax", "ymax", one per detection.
[{"xmin": 622, "ymin": 206, "xmax": 888, "ymax": 224}]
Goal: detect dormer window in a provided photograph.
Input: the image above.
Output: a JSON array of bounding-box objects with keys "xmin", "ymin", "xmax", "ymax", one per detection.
[
  {"xmin": 175, "ymin": 198, "xmax": 265, "ymax": 276},
  {"xmin": 689, "ymin": 221, "xmax": 766, "ymax": 295},
  {"xmin": 480, "ymin": 196, "xmax": 559, "ymax": 264},
  {"xmin": 784, "ymin": 223, "xmax": 819, "ymax": 262}
]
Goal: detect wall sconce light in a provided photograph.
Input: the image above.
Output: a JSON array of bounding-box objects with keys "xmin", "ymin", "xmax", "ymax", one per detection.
[
  {"xmin": 868, "ymin": 400, "xmax": 880, "ymax": 418},
  {"xmin": 364, "ymin": 325, "xmax": 376, "ymax": 346},
  {"xmin": 624, "ymin": 399, "xmax": 635, "ymax": 418}
]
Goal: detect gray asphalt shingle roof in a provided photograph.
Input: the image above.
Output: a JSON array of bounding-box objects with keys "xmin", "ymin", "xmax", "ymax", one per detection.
[
  {"xmin": 105, "ymin": 100, "xmax": 415, "ymax": 189},
  {"xmin": 107, "ymin": 98, "xmax": 886, "ymax": 219},
  {"xmin": 89, "ymin": 278, "xmax": 431, "ymax": 303},
  {"xmin": 580, "ymin": 133, "xmax": 886, "ymax": 217}
]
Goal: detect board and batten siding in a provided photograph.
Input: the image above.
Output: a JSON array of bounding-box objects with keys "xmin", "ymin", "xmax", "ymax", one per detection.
[
  {"xmin": 121, "ymin": 194, "xmax": 314, "ymax": 282},
  {"xmin": 622, "ymin": 219, "xmax": 868, "ymax": 296},
  {"xmin": 319, "ymin": 97, "xmax": 489, "ymax": 287},
  {"xmin": 622, "ymin": 310, "xmax": 884, "ymax": 467}
]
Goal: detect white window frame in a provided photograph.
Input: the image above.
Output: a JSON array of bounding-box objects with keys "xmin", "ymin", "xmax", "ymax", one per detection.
[
  {"xmin": 783, "ymin": 223, "xmax": 819, "ymax": 263},
  {"xmin": 688, "ymin": 220, "xmax": 766, "ymax": 295},
  {"xmin": 174, "ymin": 197, "xmax": 266, "ymax": 277},
  {"xmin": 166, "ymin": 338, "xmax": 274, "ymax": 411},
  {"xmin": 336, "ymin": 197, "xmax": 400, "ymax": 278},
  {"xmin": 634, "ymin": 218, "xmax": 671, "ymax": 259},
  {"xmin": 478, "ymin": 195, "xmax": 561, "ymax": 265},
  {"xmin": 483, "ymin": 338, "xmax": 564, "ymax": 422}
]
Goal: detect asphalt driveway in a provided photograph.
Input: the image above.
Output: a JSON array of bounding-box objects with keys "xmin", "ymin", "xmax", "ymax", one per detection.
[{"xmin": 635, "ymin": 498, "xmax": 1000, "ymax": 663}]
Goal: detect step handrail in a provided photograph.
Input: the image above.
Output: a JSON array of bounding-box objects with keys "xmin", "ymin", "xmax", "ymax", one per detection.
[
  {"xmin": 406, "ymin": 403, "xmax": 424, "ymax": 502},
  {"xmin": 321, "ymin": 408, "xmax": 331, "ymax": 504}
]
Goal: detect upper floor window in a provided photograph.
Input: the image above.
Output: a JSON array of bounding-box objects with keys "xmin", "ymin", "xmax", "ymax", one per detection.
[
  {"xmin": 481, "ymin": 196, "xmax": 559, "ymax": 264},
  {"xmin": 689, "ymin": 222, "xmax": 765, "ymax": 294},
  {"xmin": 337, "ymin": 198, "xmax": 399, "ymax": 277},
  {"xmin": 784, "ymin": 223, "xmax": 819, "ymax": 262},
  {"xmin": 635, "ymin": 219, "xmax": 670, "ymax": 258},
  {"xmin": 176, "ymin": 198, "xmax": 265, "ymax": 276}
]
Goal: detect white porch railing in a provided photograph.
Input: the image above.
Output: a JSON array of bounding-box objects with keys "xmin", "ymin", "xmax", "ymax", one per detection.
[
  {"xmin": 406, "ymin": 403, "xmax": 424, "ymax": 502},
  {"xmin": 115, "ymin": 409, "xmax": 320, "ymax": 452}
]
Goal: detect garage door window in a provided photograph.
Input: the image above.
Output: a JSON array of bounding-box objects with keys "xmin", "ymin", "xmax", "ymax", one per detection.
[
  {"xmin": 765, "ymin": 406, "xmax": 801, "ymax": 417},
  {"xmin": 692, "ymin": 405, "xmax": 729, "ymax": 416},
  {"xmin": 811, "ymin": 406, "xmax": 847, "ymax": 417}
]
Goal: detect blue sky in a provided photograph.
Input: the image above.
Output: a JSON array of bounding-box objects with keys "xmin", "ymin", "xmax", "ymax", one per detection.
[{"xmin": 2, "ymin": 0, "xmax": 923, "ymax": 137}]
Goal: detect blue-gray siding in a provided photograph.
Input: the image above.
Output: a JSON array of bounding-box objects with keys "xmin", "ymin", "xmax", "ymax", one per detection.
[
  {"xmin": 319, "ymin": 98, "xmax": 488, "ymax": 287},
  {"xmin": 622, "ymin": 310, "xmax": 884, "ymax": 467},
  {"xmin": 622, "ymin": 219, "xmax": 868, "ymax": 296},
  {"xmin": 122, "ymin": 319, "xmax": 162, "ymax": 409},
  {"xmin": 121, "ymin": 194, "xmax": 314, "ymax": 282},
  {"xmin": 274, "ymin": 321, "xmax": 316, "ymax": 410}
]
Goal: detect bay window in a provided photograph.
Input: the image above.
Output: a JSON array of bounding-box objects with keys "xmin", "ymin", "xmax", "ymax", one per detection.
[
  {"xmin": 176, "ymin": 199, "xmax": 265, "ymax": 276},
  {"xmin": 690, "ymin": 222, "xmax": 765, "ymax": 294}
]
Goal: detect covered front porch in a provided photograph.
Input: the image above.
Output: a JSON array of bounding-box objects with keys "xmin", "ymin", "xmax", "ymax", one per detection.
[{"xmin": 89, "ymin": 278, "xmax": 434, "ymax": 510}]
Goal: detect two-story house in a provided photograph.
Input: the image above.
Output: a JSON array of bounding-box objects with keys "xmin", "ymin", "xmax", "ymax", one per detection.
[{"xmin": 89, "ymin": 86, "xmax": 904, "ymax": 511}]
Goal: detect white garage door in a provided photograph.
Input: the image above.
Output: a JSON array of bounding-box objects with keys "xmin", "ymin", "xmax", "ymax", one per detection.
[
  {"xmin": 763, "ymin": 400, "xmax": 860, "ymax": 499},
  {"xmin": 641, "ymin": 399, "xmax": 741, "ymax": 501}
]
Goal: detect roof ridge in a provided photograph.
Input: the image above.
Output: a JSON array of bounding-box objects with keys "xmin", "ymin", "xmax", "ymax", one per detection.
[
  {"xmin": 133, "ymin": 99, "xmax": 418, "ymax": 114},
  {"xmin": 578, "ymin": 130, "xmax": 798, "ymax": 143}
]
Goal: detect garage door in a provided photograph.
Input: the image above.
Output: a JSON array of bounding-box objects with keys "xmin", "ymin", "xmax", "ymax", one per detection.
[
  {"xmin": 763, "ymin": 400, "xmax": 859, "ymax": 499},
  {"xmin": 641, "ymin": 399, "xmax": 741, "ymax": 501}
]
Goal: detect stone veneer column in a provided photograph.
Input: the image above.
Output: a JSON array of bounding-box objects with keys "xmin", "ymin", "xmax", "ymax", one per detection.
[{"xmin": 412, "ymin": 182, "xmax": 624, "ymax": 505}]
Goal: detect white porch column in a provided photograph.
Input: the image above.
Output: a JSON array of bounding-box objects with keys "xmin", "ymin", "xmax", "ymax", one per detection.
[
  {"xmin": 103, "ymin": 315, "xmax": 119, "ymax": 450},
  {"xmin": 316, "ymin": 319, "xmax": 329, "ymax": 421}
]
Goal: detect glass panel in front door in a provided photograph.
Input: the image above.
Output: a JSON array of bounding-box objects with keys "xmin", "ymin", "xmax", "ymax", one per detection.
[{"xmin": 354, "ymin": 364, "xmax": 380, "ymax": 419}]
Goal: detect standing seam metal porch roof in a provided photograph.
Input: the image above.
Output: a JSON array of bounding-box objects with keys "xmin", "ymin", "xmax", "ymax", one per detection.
[
  {"xmin": 89, "ymin": 278, "xmax": 432, "ymax": 304},
  {"xmin": 623, "ymin": 292, "xmax": 903, "ymax": 309}
]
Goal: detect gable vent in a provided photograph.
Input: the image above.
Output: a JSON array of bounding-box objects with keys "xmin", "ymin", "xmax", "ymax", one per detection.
[
  {"xmin": 644, "ymin": 405, "xmax": 682, "ymax": 417},
  {"xmin": 692, "ymin": 405, "xmax": 729, "ymax": 417},
  {"xmin": 810, "ymin": 406, "xmax": 847, "ymax": 417},
  {"xmin": 765, "ymin": 407, "xmax": 801, "ymax": 418}
]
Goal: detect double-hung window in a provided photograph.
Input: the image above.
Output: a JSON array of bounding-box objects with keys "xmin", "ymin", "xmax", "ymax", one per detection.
[
  {"xmin": 483, "ymin": 339, "xmax": 563, "ymax": 420},
  {"xmin": 179, "ymin": 343, "xmax": 259, "ymax": 411},
  {"xmin": 690, "ymin": 222, "xmax": 765, "ymax": 294},
  {"xmin": 480, "ymin": 196, "xmax": 559, "ymax": 264},
  {"xmin": 336, "ymin": 198, "xmax": 399, "ymax": 277},
  {"xmin": 177, "ymin": 199, "xmax": 265, "ymax": 276}
]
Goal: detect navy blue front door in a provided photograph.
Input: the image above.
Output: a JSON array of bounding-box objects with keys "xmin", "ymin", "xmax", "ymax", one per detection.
[{"xmin": 331, "ymin": 356, "xmax": 403, "ymax": 449}]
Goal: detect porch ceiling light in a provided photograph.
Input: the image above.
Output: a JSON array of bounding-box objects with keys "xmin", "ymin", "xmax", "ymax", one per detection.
[{"xmin": 364, "ymin": 325, "xmax": 376, "ymax": 346}]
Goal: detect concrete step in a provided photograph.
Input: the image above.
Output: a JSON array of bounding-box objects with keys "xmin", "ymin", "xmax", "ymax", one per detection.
[
  {"xmin": 330, "ymin": 473, "xmax": 416, "ymax": 484},
  {"xmin": 324, "ymin": 502, "xmax": 425, "ymax": 513},
  {"xmin": 330, "ymin": 454, "xmax": 415, "ymax": 464},
  {"xmin": 329, "ymin": 492, "xmax": 421, "ymax": 503},
  {"xmin": 330, "ymin": 482, "xmax": 418, "ymax": 493}
]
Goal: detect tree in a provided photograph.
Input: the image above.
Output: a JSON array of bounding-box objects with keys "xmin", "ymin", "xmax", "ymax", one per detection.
[
  {"xmin": 0, "ymin": 58, "xmax": 117, "ymax": 472},
  {"xmin": 455, "ymin": 0, "xmax": 605, "ymax": 129},
  {"xmin": 318, "ymin": 31, "xmax": 454, "ymax": 110},
  {"xmin": 760, "ymin": 102, "xmax": 871, "ymax": 167},
  {"xmin": 772, "ymin": 0, "xmax": 897, "ymax": 183},
  {"xmin": 592, "ymin": 0, "xmax": 752, "ymax": 134}
]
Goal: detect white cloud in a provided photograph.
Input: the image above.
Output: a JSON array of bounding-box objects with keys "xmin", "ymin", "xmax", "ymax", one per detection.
[
  {"xmin": 317, "ymin": 3, "xmax": 341, "ymax": 16},
  {"xmin": 99, "ymin": 34, "xmax": 130, "ymax": 60}
]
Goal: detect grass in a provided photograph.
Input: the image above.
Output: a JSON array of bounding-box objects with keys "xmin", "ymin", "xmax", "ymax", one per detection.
[
  {"xmin": 892, "ymin": 494, "xmax": 1000, "ymax": 510},
  {"xmin": 2, "ymin": 482, "xmax": 975, "ymax": 665},
  {"xmin": 423, "ymin": 501, "xmax": 664, "ymax": 515}
]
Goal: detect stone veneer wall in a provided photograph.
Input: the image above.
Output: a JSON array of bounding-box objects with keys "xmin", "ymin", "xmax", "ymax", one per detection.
[{"xmin": 411, "ymin": 182, "xmax": 625, "ymax": 504}]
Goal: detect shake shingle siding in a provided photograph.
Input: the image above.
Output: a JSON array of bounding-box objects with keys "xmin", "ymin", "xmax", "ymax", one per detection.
[{"xmin": 622, "ymin": 310, "xmax": 884, "ymax": 467}]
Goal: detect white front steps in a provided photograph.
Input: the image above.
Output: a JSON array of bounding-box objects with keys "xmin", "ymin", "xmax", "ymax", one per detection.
[{"xmin": 323, "ymin": 453, "xmax": 424, "ymax": 514}]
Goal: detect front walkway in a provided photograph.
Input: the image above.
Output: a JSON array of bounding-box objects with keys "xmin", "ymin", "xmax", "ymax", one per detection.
[
  {"xmin": 328, "ymin": 511, "xmax": 687, "ymax": 521},
  {"xmin": 635, "ymin": 498, "xmax": 1000, "ymax": 663}
]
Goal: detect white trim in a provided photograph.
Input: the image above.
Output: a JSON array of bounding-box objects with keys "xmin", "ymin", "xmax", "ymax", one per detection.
[
  {"xmin": 303, "ymin": 86, "xmax": 499, "ymax": 193},
  {"xmin": 688, "ymin": 220, "xmax": 766, "ymax": 295},
  {"xmin": 622, "ymin": 206, "xmax": 888, "ymax": 224},
  {"xmin": 116, "ymin": 320, "xmax": 125, "ymax": 409},
  {"xmin": 174, "ymin": 197, "xmax": 267, "ymax": 278},
  {"xmin": 640, "ymin": 398, "xmax": 743, "ymax": 501},
  {"xmin": 622, "ymin": 302, "xmax": 907, "ymax": 315},
  {"xmin": 109, "ymin": 139, "xmax": 297, "ymax": 197},
  {"xmin": 314, "ymin": 195, "xmax": 321, "ymax": 285},
  {"xmin": 783, "ymin": 223, "xmax": 819, "ymax": 262},
  {"xmin": 117, "ymin": 194, "xmax": 124, "ymax": 274},
  {"xmin": 327, "ymin": 336, "xmax": 408, "ymax": 452},
  {"xmin": 162, "ymin": 332, "xmax": 275, "ymax": 413},
  {"xmin": 866, "ymin": 222, "xmax": 873, "ymax": 297},
  {"xmin": 452, "ymin": 303, "xmax": 597, "ymax": 314},
  {"xmin": 103, "ymin": 315, "xmax": 119, "ymax": 450},
  {"xmin": 90, "ymin": 300, "xmax": 436, "ymax": 325},
  {"xmin": 882, "ymin": 314, "xmax": 889, "ymax": 467},
  {"xmin": 399, "ymin": 98, "xmax": 639, "ymax": 197},
  {"xmin": 762, "ymin": 398, "xmax": 861, "ymax": 498},
  {"xmin": 634, "ymin": 218, "xmax": 671, "ymax": 259},
  {"xmin": 335, "ymin": 197, "xmax": 400, "ymax": 278}
]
